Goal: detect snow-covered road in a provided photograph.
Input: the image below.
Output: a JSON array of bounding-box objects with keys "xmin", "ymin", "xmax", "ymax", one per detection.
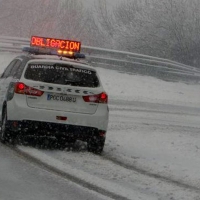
[
  {"xmin": 1, "ymin": 52, "xmax": 200, "ymax": 199},
  {"xmin": 16, "ymin": 99, "xmax": 200, "ymax": 200},
  {"xmin": 0, "ymin": 144, "xmax": 111, "ymax": 200}
]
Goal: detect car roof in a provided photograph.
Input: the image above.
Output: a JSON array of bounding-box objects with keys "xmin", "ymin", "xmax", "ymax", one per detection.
[{"xmin": 16, "ymin": 54, "xmax": 94, "ymax": 71}]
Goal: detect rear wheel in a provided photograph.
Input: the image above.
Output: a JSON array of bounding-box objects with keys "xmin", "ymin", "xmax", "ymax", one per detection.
[
  {"xmin": 0, "ymin": 108, "xmax": 11, "ymax": 143},
  {"xmin": 87, "ymin": 136, "xmax": 105, "ymax": 154}
]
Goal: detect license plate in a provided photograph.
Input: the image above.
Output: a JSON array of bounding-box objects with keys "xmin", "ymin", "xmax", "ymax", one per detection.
[{"xmin": 47, "ymin": 94, "xmax": 76, "ymax": 102}]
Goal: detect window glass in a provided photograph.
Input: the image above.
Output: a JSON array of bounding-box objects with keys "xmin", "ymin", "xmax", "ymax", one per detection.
[
  {"xmin": 12, "ymin": 59, "xmax": 27, "ymax": 79},
  {"xmin": 1, "ymin": 60, "xmax": 17, "ymax": 78},
  {"xmin": 10, "ymin": 60, "xmax": 22, "ymax": 77},
  {"xmin": 24, "ymin": 63, "xmax": 99, "ymax": 88}
]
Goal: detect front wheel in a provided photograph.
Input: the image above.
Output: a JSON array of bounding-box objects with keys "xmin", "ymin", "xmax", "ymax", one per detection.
[{"xmin": 87, "ymin": 136, "xmax": 105, "ymax": 154}]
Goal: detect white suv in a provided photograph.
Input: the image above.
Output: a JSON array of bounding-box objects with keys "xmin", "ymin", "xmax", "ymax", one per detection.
[{"xmin": 0, "ymin": 54, "xmax": 109, "ymax": 153}]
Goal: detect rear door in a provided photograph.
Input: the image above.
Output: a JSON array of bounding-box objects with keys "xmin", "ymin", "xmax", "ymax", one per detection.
[
  {"xmin": 22, "ymin": 61, "xmax": 101, "ymax": 114},
  {"xmin": 0, "ymin": 59, "xmax": 17, "ymax": 111}
]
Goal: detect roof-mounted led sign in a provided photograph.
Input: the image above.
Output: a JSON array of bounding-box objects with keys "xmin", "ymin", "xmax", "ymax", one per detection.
[{"xmin": 30, "ymin": 36, "xmax": 81, "ymax": 53}]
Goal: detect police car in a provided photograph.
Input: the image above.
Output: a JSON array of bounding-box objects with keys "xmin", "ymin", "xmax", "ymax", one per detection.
[{"xmin": 0, "ymin": 36, "xmax": 109, "ymax": 153}]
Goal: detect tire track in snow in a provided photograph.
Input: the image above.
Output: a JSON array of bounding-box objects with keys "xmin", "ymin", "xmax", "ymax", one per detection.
[
  {"xmin": 102, "ymin": 151, "xmax": 200, "ymax": 193},
  {"xmin": 10, "ymin": 142, "xmax": 200, "ymax": 195},
  {"xmin": 8, "ymin": 145, "xmax": 130, "ymax": 200},
  {"xmin": 2, "ymin": 142, "xmax": 200, "ymax": 199}
]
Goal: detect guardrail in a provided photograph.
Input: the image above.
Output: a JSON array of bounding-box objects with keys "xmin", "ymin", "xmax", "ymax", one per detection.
[{"xmin": 0, "ymin": 35, "xmax": 200, "ymax": 83}]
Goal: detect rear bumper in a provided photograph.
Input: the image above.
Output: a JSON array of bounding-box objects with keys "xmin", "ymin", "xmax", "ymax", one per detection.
[
  {"xmin": 7, "ymin": 120, "xmax": 106, "ymax": 141},
  {"xmin": 7, "ymin": 95, "xmax": 109, "ymax": 131}
]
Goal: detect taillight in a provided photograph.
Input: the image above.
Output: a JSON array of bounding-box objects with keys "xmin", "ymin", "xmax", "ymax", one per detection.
[
  {"xmin": 14, "ymin": 82, "xmax": 44, "ymax": 96},
  {"xmin": 83, "ymin": 92, "xmax": 108, "ymax": 104},
  {"xmin": 99, "ymin": 92, "xmax": 108, "ymax": 103},
  {"xmin": 18, "ymin": 83, "xmax": 25, "ymax": 90}
]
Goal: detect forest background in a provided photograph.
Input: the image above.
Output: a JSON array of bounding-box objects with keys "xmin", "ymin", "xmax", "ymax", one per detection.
[{"xmin": 0, "ymin": 0, "xmax": 199, "ymax": 67}]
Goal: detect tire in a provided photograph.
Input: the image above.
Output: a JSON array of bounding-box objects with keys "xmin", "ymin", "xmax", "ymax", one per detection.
[
  {"xmin": 0, "ymin": 108, "xmax": 12, "ymax": 144},
  {"xmin": 87, "ymin": 136, "xmax": 105, "ymax": 154}
]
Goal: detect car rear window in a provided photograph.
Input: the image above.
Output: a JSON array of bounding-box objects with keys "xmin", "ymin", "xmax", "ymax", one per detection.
[{"xmin": 24, "ymin": 63, "xmax": 99, "ymax": 88}]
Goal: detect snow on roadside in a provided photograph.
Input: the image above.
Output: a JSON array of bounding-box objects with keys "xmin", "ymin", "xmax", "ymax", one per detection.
[{"xmin": 97, "ymin": 67, "xmax": 200, "ymax": 107}]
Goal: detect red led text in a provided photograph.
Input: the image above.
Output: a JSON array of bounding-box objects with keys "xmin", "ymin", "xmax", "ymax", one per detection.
[{"xmin": 31, "ymin": 36, "xmax": 81, "ymax": 52}]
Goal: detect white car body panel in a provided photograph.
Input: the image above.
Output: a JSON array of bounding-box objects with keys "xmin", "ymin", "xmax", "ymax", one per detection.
[
  {"xmin": 1, "ymin": 57, "xmax": 109, "ymax": 133},
  {"xmin": 7, "ymin": 95, "xmax": 108, "ymax": 131}
]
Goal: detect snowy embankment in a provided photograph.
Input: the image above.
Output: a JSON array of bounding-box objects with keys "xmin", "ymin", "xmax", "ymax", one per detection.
[
  {"xmin": 98, "ymin": 67, "xmax": 200, "ymax": 107},
  {"xmin": 1, "ymin": 52, "xmax": 199, "ymax": 107},
  {"xmin": 1, "ymin": 52, "xmax": 200, "ymax": 199}
]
